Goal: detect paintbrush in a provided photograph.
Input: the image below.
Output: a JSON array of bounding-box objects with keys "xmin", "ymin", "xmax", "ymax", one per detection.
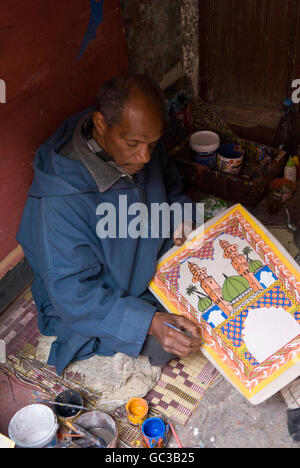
[
  {"xmin": 164, "ymin": 321, "xmax": 192, "ymax": 338},
  {"xmin": 65, "ymin": 421, "xmax": 106, "ymax": 448},
  {"xmin": 36, "ymin": 398, "xmax": 88, "ymax": 411}
]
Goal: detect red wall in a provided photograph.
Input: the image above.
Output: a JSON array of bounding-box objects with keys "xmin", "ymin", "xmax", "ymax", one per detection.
[{"xmin": 0, "ymin": 0, "xmax": 129, "ymax": 263}]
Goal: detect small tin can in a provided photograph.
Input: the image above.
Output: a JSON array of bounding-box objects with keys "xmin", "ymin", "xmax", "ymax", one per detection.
[
  {"xmin": 126, "ymin": 397, "xmax": 149, "ymax": 426},
  {"xmin": 54, "ymin": 390, "xmax": 84, "ymax": 428},
  {"xmin": 74, "ymin": 411, "xmax": 118, "ymax": 448}
]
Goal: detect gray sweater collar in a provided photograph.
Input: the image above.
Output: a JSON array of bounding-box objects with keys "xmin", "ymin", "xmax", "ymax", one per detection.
[{"xmin": 64, "ymin": 114, "xmax": 125, "ymax": 193}]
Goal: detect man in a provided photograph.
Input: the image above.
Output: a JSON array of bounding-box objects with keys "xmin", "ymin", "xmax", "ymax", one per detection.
[{"xmin": 17, "ymin": 74, "xmax": 202, "ymax": 375}]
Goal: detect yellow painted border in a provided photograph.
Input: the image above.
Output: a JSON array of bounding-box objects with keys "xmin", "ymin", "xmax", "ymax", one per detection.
[
  {"xmin": 151, "ymin": 281, "xmax": 182, "ymax": 316},
  {"xmin": 202, "ymin": 342, "xmax": 300, "ymax": 399}
]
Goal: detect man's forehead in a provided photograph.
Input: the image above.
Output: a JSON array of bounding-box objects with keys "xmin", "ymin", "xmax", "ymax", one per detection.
[
  {"xmin": 119, "ymin": 124, "xmax": 163, "ymax": 141},
  {"xmin": 117, "ymin": 103, "xmax": 164, "ymax": 141}
]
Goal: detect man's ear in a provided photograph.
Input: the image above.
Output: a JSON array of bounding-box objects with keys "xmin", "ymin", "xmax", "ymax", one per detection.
[{"xmin": 92, "ymin": 111, "xmax": 107, "ymax": 136}]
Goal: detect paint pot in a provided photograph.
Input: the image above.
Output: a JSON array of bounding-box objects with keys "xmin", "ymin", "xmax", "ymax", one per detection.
[
  {"xmin": 217, "ymin": 143, "xmax": 245, "ymax": 175},
  {"xmin": 126, "ymin": 397, "xmax": 149, "ymax": 426},
  {"xmin": 54, "ymin": 389, "xmax": 84, "ymax": 427},
  {"xmin": 142, "ymin": 417, "xmax": 168, "ymax": 448},
  {"xmin": 73, "ymin": 411, "xmax": 118, "ymax": 448},
  {"xmin": 8, "ymin": 404, "xmax": 58, "ymax": 448},
  {"xmin": 189, "ymin": 131, "xmax": 220, "ymax": 168},
  {"xmin": 267, "ymin": 178, "xmax": 296, "ymax": 214}
]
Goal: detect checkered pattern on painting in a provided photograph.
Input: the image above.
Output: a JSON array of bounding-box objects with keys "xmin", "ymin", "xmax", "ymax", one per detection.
[
  {"xmin": 165, "ymin": 265, "xmax": 181, "ymax": 289},
  {"xmin": 244, "ymin": 352, "xmax": 260, "ymax": 367},
  {"xmin": 221, "ymin": 310, "xmax": 248, "ymax": 348},
  {"xmin": 193, "ymin": 241, "xmax": 215, "ymax": 261},
  {"xmin": 224, "ymin": 222, "xmax": 245, "ymax": 239},
  {"xmin": 249, "ymin": 285, "xmax": 292, "ymax": 310}
]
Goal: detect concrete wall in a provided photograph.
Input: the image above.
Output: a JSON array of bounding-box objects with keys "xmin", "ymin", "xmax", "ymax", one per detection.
[
  {"xmin": 120, "ymin": 0, "xmax": 199, "ymax": 95},
  {"xmin": 120, "ymin": 0, "xmax": 183, "ymax": 84}
]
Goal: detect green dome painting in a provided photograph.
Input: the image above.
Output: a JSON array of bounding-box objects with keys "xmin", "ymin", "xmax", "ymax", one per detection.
[
  {"xmin": 249, "ymin": 259, "xmax": 263, "ymax": 273},
  {"xmin": 222, "ymin": 275, "xmax": 250, "ymax": 302},
  {"xmin": 198, "ymin": 297, "xmax": 212, "ymax": 313}
]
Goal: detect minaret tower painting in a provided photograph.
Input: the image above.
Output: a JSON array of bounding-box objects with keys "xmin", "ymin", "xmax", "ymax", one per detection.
[
  {"xmin": 219, "ymin": 240, "xmax": 263, "ymax": 292},
  {"xmin": 188, "ymin": 262, "xmax": 233, "ymax": 316}
]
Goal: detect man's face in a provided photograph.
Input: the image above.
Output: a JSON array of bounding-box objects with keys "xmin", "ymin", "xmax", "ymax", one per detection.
[{"xmin": 93, "ymin": 91, "xmax": 164, "ymax": 175}]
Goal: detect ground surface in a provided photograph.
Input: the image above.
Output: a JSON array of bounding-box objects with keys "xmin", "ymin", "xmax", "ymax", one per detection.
[{"xmin": 169, "ymin": 375, "xmax": 300, "ymax": 449}]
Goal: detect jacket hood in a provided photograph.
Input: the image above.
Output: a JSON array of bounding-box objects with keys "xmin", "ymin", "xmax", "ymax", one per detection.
[{"xmin": 28, "ymin": 107, "xmax": 99, "ymax": 198}]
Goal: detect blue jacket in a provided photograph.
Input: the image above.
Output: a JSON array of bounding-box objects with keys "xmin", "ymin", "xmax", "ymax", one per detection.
[{"xmin": 17, "ymin": 109, "xmax": 194, "ymax": 374}]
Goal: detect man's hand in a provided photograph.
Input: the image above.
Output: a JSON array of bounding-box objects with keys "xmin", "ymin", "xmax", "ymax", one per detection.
[
  {"xmin": 173, "ymin": 221, "xmax": 195, "ymax": 247},
  {"xmin": 148, "ymin": 311, "xmax": 202, "ymax": 358}
]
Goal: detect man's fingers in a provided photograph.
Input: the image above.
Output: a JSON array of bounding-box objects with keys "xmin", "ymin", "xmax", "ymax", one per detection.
[
  {"xmin": 162, "ymin": 322, "xmax": 202, "ymax": 357},
  {"xmin": 148, "ymin": 311, "xmax": 202, "ymax": 359},
  {"xmin": 174, "ymin": 235, "xmax": 186, "ymax": 246},
  {"xmin": 173, "ymin": 221, "xmax": 195, "ymax": 246},
  {"xmin": 170, "ymin": 315, "xmax": 201, "ymax": 339}
]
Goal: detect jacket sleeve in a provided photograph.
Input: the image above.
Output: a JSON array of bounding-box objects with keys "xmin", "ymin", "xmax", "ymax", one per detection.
[{"xmin": 39, "ymin": 197, "xmax": 156, "ymax": 358}]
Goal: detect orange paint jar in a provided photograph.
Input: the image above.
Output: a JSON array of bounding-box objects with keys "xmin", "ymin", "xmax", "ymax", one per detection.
[{"xmin": 126, "ymin": 398, "xmax": 149, "ymax": 426}]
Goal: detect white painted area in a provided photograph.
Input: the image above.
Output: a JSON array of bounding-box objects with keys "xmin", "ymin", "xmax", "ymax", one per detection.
[
  {"xmin": 242, "ymin": 307, "xmax": 300, "ymax": 364},
  {"xmin": 259, "ymin": 270, "xmax": 276, "ymax": 288},
  {"xmin": 207, "ymin": 309, "xmax": 226, "ymax": 327}
]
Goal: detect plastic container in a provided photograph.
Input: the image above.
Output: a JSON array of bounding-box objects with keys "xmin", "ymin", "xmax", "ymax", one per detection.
[
  {"xmin": 8, "ymin": 404, "xmax": 58, "ymax": 448},
  {"xmin": 189, "ymin": 131, "xmax": 220, "ymax": 168},
  {"xmin": 142, "ymin": 417, "xmax": 168, "ymax": 448},
  {"xmin": 284, "ymin": 156, "xmax": 297, "ymax": 183},
  {"xmin": 267, "ymin": 178, "xmax": 296, "ymax": 214},
  {"xmin": 217, "ymin": 143, "xmax": 245, "ymax": 175},
  {"xmin": 126, "ymin": 397, "xmax": 148, "ymax": 426}
]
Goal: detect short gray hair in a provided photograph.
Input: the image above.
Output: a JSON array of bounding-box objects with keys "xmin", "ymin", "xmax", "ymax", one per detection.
[{"xmin": 96, "ymin": 74, "xmax": 165, "ymax": 127}]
